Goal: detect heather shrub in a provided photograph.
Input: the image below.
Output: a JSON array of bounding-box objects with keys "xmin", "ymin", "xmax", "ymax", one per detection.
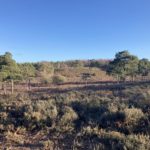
[
  {"xmin": 58, "ymin": 106, "xmax": 78, "ymax": 131},
  {"xmin": 99, "ymin": 111, "xmax": 125, "ymax": 129},
  {"xmin": 134, "ymin": 115, "xmax": 150, "ymax": 134},
  {"xmin": 40, "ymin": 140, "xmax": 54, "ymax": 150},
  {"xmin": 125, "ymin": 134, "xmax": 150, "ymax": 150},
  {"xmin": 24, "ymin": 100, "xmax": 58, "ymax": 130},
  {"xmin": 52, "ymin": 75, "xmax": 66, "ymax": 84},
  {"xmin": 124, "ymin": 108, "xmax": 144, "ymax": 123},
  {"xmin": 122, "ymin": 108, "xmax": 144, "ymax": 133}
]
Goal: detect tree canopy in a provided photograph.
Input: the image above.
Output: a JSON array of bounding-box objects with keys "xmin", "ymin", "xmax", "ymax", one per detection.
[
  {"xmin": 107, "ymin": 50, "xmax": 150, "ymax": 80},
  {"xmin": 0, "ymin": 52, "xmax": 21, "ymax": 81},
  {"xmin": 138, "ymin": 59, "xmax": 150, "ymax": 76}
]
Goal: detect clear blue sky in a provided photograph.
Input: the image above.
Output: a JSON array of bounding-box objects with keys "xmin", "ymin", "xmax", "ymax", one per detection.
[{"xmin": 0, "ymin": 0, "xmax": 150, "ymax": 62}]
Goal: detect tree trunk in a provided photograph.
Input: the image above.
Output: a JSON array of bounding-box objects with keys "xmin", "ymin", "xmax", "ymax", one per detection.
[
  {"xmin": 28, "ymin": 79, "xmax": 31, "ymax": 91},
  {"xmin": 11, "ymin": 79, "xmax": 14, "ymax": 94},
  {"xmin": 3, "ymin": 82, "xmax": 7, "ymax": 95}
]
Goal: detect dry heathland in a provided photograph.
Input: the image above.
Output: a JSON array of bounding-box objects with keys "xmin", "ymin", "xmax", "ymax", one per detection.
[{"xmin": 0, "ymin": 51, "xmax": 150, "ymax": 149}]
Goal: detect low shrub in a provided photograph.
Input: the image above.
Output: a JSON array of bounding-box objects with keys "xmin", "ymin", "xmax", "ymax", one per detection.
[
  {"xmin": 52, "ymin": 75, "xmax": 66, "ymax": 84},
  {"xmin": 24, "ymin": 100, "xmax": 58, "ymax": 130},
  {"xmin": 58, "ymin": 106, "xmax": 78, "ymax": 131}
]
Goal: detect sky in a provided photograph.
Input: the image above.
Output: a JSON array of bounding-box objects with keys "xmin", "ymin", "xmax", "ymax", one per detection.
[{"xmin": 0, "ymin": 0, "xmax": 150, "ymax": 62}]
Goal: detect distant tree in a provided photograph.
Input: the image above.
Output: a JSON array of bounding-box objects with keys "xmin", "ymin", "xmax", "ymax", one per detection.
[
  {"xmin": 0, "ymin": 52, "xmax": 13, "ymax": 67},
  {"xmin": 18, "ymin": 63, "xmax": 36, "ymax": 79},
  {"xmin": 52, "ymin": 75, "xmax": 66, "ymax": 84},
  {"xmin": 89, "ymin": 60, "xmax": 102, "ymax": 68},
  {"xmin": 66, "ymin": 60, "xmax": 84, "ymax": 68},
  {"xmin": 88, "ymin": 60, "xmax": 110, "ymax": 70},
  {"xmin": 35, "ymin": 62, "xmax": 54, "ymax": 76},
  {"xmin": 0, "ymin": 52, "xmax": 21, "ymax": 81},
  {"xmin": 107, "ymin": 51, "xmax": 139, "ymax": 80},
  {"xmin": 138, "ymin": 59, "xmax": 150, "ymax": 76}
]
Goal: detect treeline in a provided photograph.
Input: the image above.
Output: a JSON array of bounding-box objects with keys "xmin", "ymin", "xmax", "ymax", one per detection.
[
  {"xmin": 0, "ymin": 52, "xmax": 109, "ymax": 83},
  {"xmin": 0, "ymin": 51, "xmax": 150, "ymax": 83}
]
